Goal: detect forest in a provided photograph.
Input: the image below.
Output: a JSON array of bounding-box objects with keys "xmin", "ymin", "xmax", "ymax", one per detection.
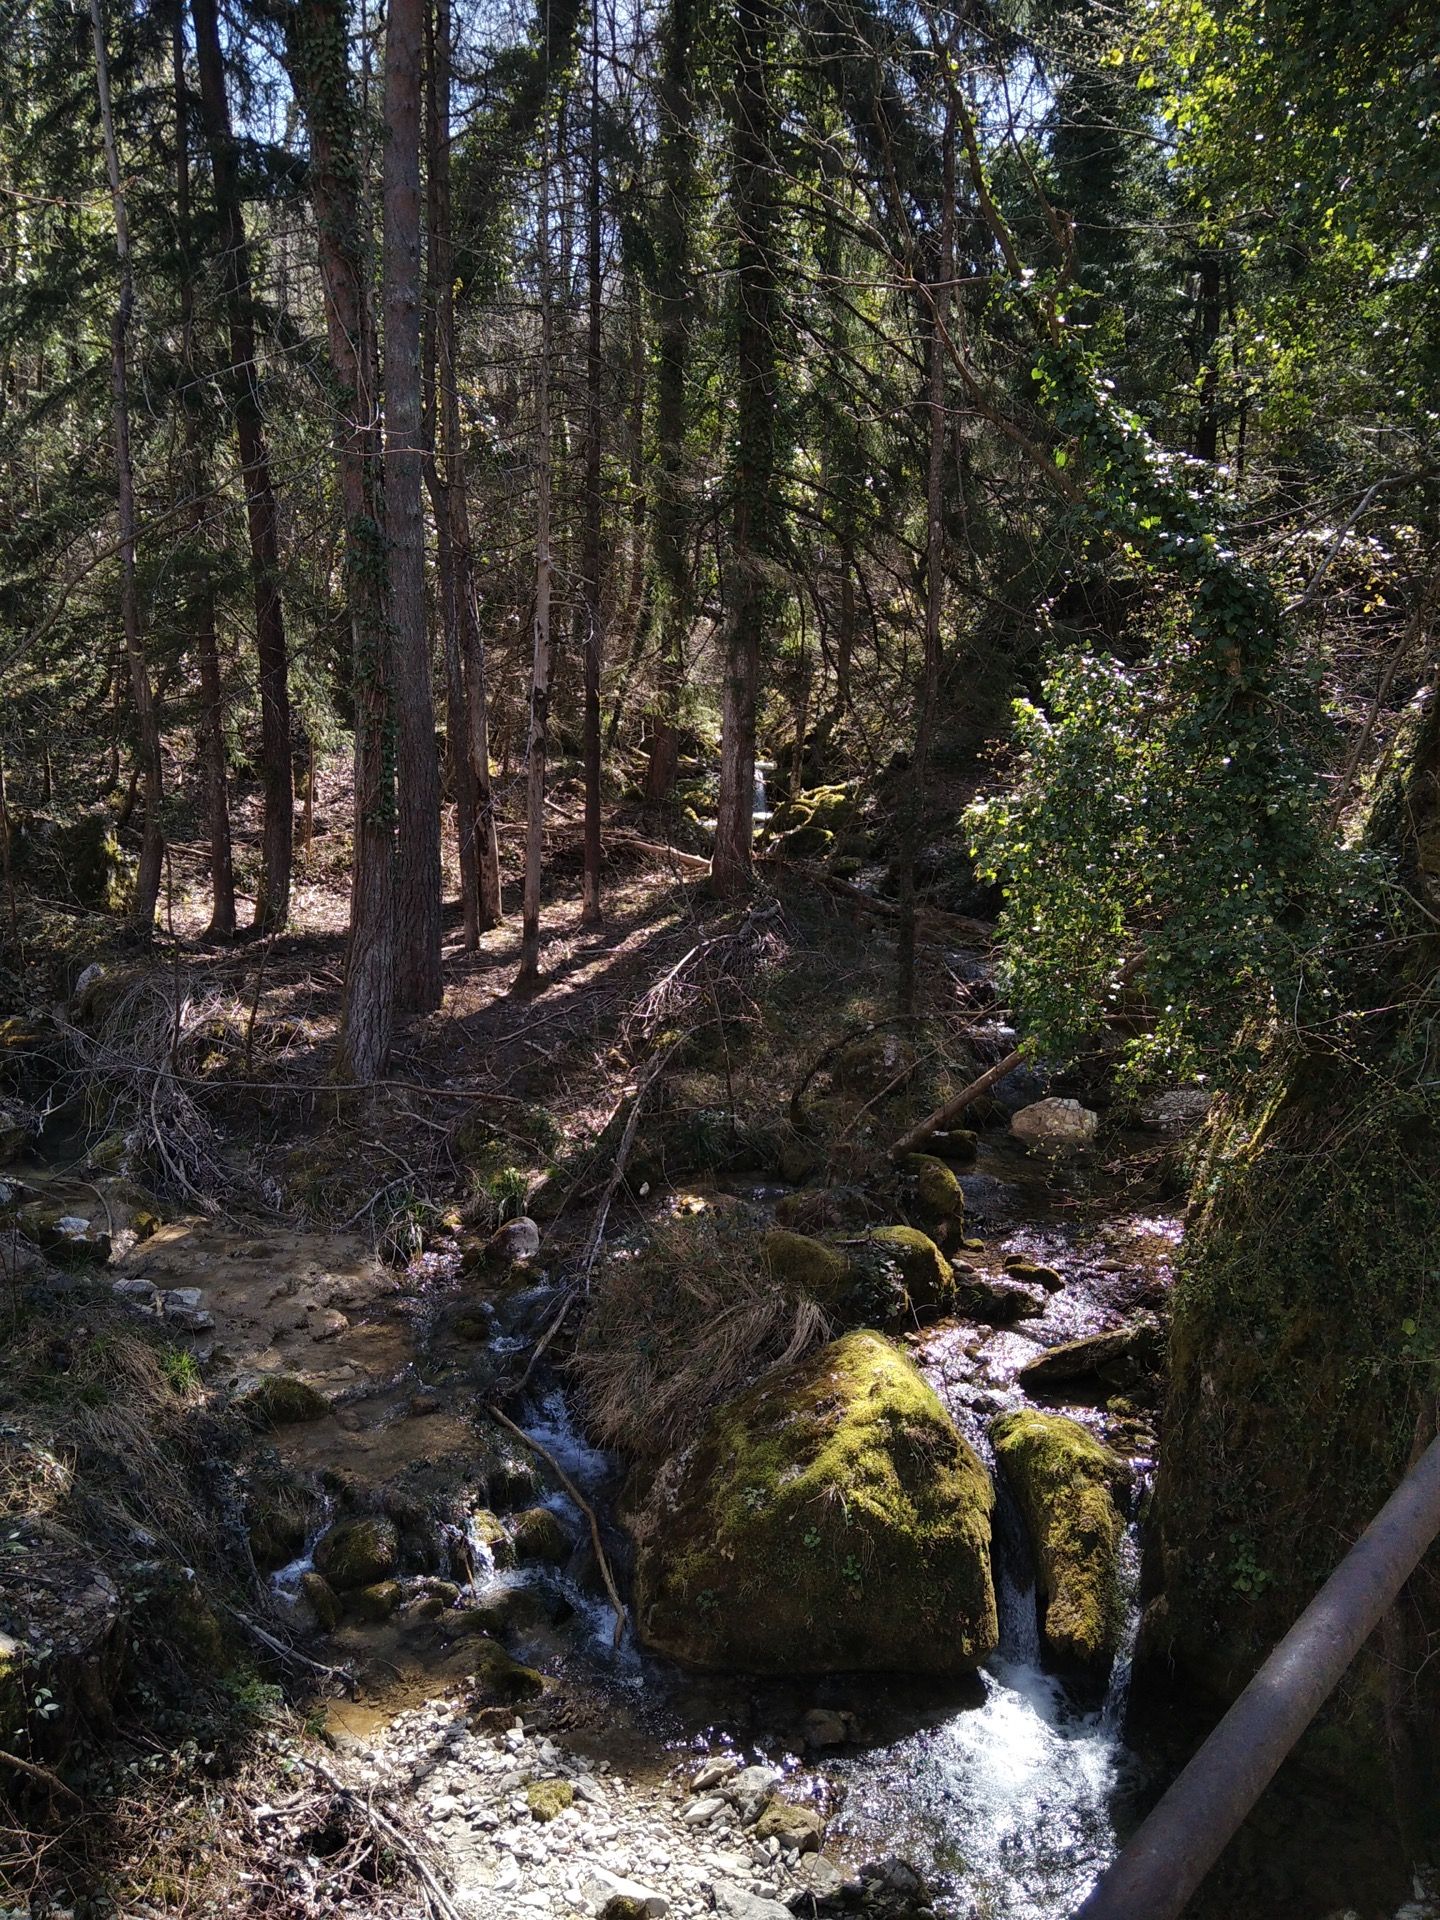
[{"xmin": 0, "ymin": 0, "xmax": 1436, "ymax": 1915}]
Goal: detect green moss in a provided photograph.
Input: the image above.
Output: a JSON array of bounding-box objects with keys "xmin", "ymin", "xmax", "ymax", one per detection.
[
  {"xmin": 313, "ymin": 1516, "xmax": 398, "ymax": 1592},
  {"xmin": 511, "ymin": 1507, "xmax": 570, "ymax": 1566},
  {"xmin": 1150, "ymin": 1005, "xmax": 1440, "ymax": 1808},
  {"xmin": 904, "ymin": 1154, "xmax": 966, "ymax": 1227},
  {"xmin": 761, "ymin": 1228, "xmax": 852, "ymax": 1302},
  {"xmin": 859, "ymin": 1226, "xmax": 955, "ymax": 1315},
  {"xmin": 352, "ymin": 1580, "xmax": 402, "ymax": 1621},
  {"xmin": 991, "ymin": 1409, "xmax": 1129, "ymax": 1672},
  {"xmin": 526, "ymin": 1778, "xmax": 574, "ymax": 1821},
  {"xmin": 238, "ymin": 1375, "xmax": 330, "ymax": 1427},
  {"xmin": 630, "ymin": 1330, "xmax": 996, "ymax": 1674},
  {"xmin": 469, "ymin": 1635, "xmax": 545, "ymax": 1702},
  {"xmin": 469, "ymin": 1509, "xmax": 516, "ymax": 1571},
  {"xmin": 301, "ymin": 1572, "xmax": 341, "ymax": 1631}
]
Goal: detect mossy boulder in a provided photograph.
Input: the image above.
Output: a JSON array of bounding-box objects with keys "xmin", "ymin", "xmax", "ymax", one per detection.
[
  {"xmin": 238, "ymin": 1374, "xmax": 331, "ymax": 1427},
  {"xmin": 761, "ymin": 1228, "xmax": 852, "ymax": 1303},
  {"xmin": 511, "ymin": 1506, "xmax": 570, "ymax": 1566},
  {"xmin": 630, "ymin": 1331, "xmax": 997, "ymax": 1673},
  {"xmin": 246, "ymin": 1487, "xmax": 310, "ymax": 1573},
  {"xmin": 858, "ymin": 1226, "xmax": 955, "ymax": 1316},
  {"xmin": 754, "ymin": 1798, "xmax": 824, "ymax": 1852},
  {"xmin": 990, "ymin": 1409, "xmax": 1130, "ymax": 1673},
  {"xmin": 300, "ymin": 1572, "xmax": 341, "ymax": 1631},
  {"xmin": 468, "ymin": 1508, "xmax": 516, "ymax": 1572},
  {"xmin": 351, "ymin": 1580, "xmax": 402, "ymax": 1622},
  {"xmin": 903, "ymin": 1154, "xmax": 966, "ymax": 1228},
  {"xmin": 929, "ymin": 1128, "xmax": 979, "ymax": 1163},
  {"xmin": 313, "ymin": 1516, "xmax": 399, "ymax": 1592},
  {"xmin": 831, "ymin": 1031, "xmax": 918, "ymax": 1100},
  {"xmin": 526, "ymin": 1778, "xmax": 574, "ymax": 1822},
  {"xmin": 469, "ymin": 1634, "xmax": 545, "ymax": 1702}
]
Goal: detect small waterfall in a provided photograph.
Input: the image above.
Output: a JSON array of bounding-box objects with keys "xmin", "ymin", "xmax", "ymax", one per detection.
[
  {"xmin": 752, "ymin": 762, "xmax": 771, "ymax": 824},
  {"xmin": 268, "ymin": 1497, "xmax": 333, "ymax": 1611},
  {"xmin": 992, "ymin": 1476, "xmax": 1042, "ymax": 1664}
]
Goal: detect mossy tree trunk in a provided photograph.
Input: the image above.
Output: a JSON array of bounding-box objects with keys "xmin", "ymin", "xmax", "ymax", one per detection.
[{"xmin": 1145, "ymin": 693, "xmax": 1440, "ymax": 1856}]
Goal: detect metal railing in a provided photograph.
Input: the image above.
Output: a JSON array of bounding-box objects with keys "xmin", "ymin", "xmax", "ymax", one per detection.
[{"xmin": 1078, "ymin": 1433, "xmax": 1440, "ymax": 1920}]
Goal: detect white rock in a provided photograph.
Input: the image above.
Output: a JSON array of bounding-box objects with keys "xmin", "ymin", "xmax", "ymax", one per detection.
[
  {"xmin": 1010, "ymin": 1097, "xmax": 1099, "ymax": 1155},
  {"xmin": 682, "ymin": 1797, "xmax": 723, "ymax": 1825},
  {"xmin": 690, "ymin": 1756, "xmax": 740, "ymax": 1793}
]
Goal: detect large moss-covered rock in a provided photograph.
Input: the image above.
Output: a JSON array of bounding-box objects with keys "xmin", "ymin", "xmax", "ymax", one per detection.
[
  {"xmin": 313, "ymin": 1516, "xmax": 398, "ymax": 1591},
  {"xmin": 991, "ymin": 1409, "xmax": 1130, "ymax": 1673},
  {"xmin": 858, "ymin": 1226, "xmax": 955, "ymax": 1316},
  {"xmin": 630, "ymin": 1331, "xmax": 997, "ymax": 1673},
  {"xmin": 761, "ymin": 1228, "xmax": 853, "ymax": 1302},
  {"xmin": 903, "ymin": 1155, "xmax": 966, "ymax": 1228}
]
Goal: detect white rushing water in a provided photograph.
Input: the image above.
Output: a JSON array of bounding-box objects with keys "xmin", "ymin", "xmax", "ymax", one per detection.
[{"xmin": 831, "ymin": 1491, "xmax": 1142, "ymax": 1919}]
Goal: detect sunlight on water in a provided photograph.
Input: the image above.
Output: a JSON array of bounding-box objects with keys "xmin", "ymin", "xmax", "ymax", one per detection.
[{"xmin": 833, "ymin": 1656, "xmax": 1132, "ymax": 1919}]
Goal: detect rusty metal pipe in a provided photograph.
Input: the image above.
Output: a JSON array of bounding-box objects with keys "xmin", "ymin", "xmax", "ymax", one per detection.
[{"xmin": 1078, "ymin": 1432, "xmax": 1440, "ymax": 1920}]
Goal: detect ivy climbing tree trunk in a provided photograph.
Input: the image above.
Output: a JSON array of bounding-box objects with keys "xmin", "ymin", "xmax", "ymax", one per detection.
[
  {"xmin": 712, "ymin": 0, "xmax": 780, "ymax": 896},
  {"xmin": 172, "ymin": 9, "xmax": 235, "ymax": 940},
  {"xmin": 91, "ymin": 0, "xmax": 164, "ymax": 935},
  {"xmin": 281, "ymin": 0, "xmax": 394, "ymax": 1082},
  {"xmin": 191, "ymin": 0, "xmax": 292, "ymax": 934},
  {"xmin": 384, "ymin": 0, "xmax": 444, "ymax": 1013}
]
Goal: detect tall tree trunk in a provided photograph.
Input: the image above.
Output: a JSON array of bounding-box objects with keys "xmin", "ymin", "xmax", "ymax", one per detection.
[
  {"xmin": 423, "ymin": 0, "xmax": 501, "ymax": 942},
  {"xmin": 516, "ymin": 127, "xmax": 555, "ymax": 989},
  {"xmin": 172, "ymin": 10, "xmax": 235, "ymax": 940},
  {"xmin": 281, "ymin": 0, "xmax": 394, "ymax": 1082},
  {"xmin": 711, "ymin": 0, "xmax": 779, "ymax": 895},
  {"xmin": 191, "ymin": 0, "xmax": 292, "ymax": 933},
  {"xmin": 896, "ymin": 64, "xmax": 955, "ymax": 1017},
  {"xmin": 91, "ymin": 0, "xmax": 163, "ymax": 933},
  {"xmin": 423, "ymin": 0, "xmax": 479, "ymax": 948},
  {"xmin": 579, "ymin": 0, "xmax": 604, "ymax": 925},
  {"xmin": 384, "ymin": 0, "xmax": 444, "ymax": 1012},
  {"xmin": 644, "ymin": 0, "xmax": 697, "ymax": 804}
]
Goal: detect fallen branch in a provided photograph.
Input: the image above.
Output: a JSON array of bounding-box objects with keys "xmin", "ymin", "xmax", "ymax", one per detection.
[
  {"xmin": 888, "ymin": 1048, "xmax": 1022, "ymax": 1160},
  {"xmin": 0, "ymin": 1749, "xmax": 82, "ymax": 1805},
  {"xmin": 297, "ymin": 1756, "xmax": 462, "ymax": 1920},
  {"xmin": 789, "ymin": 1016, "xmax": 919, "ymax": 1132},
  {"xmin": 219, "ymin": 1601, "xmax": 358, "ymax": 1695},
  {"xmin": 758, "ymin": 856, "xmax": 994, "ymax": 946},
  {"xmin": 605, "ymin": 831, "xmax": 712, "ymax": 875},
  {"xmin": 487, "ymin": 1403, "xmax": 629, "ymax": 1650}
]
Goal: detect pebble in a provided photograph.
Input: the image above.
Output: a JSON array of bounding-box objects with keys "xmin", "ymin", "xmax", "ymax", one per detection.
[{"xmin": 339, "ymin": 1701, "xmax": 859, "ymax": 1920}]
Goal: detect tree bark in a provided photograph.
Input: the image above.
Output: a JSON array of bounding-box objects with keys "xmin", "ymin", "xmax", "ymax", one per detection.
[
  {"xmin": 711, "ymin": 0, "xmax": 780, "ymax": 895},
  {"xmin": 579, "ymin": 0, "xmax": 605, "ymax": 926},
  {"xmin": 384, "ymin": 0, "xmax": 444, "ymax": 1012},
  {"xmin": 191, "ymin": 0, "xmax": 293, "ymax": 934},
  {"xmin": 896, "ymin": 73, "xmax": 955, "ymax": 1016},
  {"xmin": 91, "ymin": 0, "xmax": 164, "ymax": 934},
  {"xmin": 172, "ymin": 10, "xmax": 235, "ymax": 939},
  {"xmin": 423, "ymin": 0, "xmax": 479, "ymax": 948},
  {"xmin": 644, "ymin": 0, "xmax": 698, "ymax": 804},
  {"xmin": 423, "ymin": 0, "xmax": 500, "ymax": 937},
  {"xmin": 281, "ymin": 0, "xmax": 394, "ymax": 1082},
  {"xmin": 516, "ymin": 125, "xmax": 555, "ymax": 989}
]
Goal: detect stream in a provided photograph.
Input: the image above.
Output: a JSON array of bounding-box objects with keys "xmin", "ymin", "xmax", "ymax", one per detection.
[
  {"xmin": 9, "ymin": 1057, "xmax": 1176, "ymax": 1919},
  {"xmin": 442, "ymin": 1116, "xmax": 1175, "ymax": 1918}
]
